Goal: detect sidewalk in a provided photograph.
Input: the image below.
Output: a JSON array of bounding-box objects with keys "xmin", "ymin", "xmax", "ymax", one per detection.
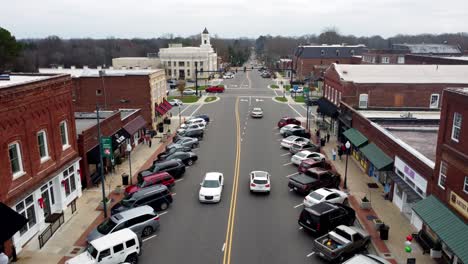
[
  {"xmin": 15, "ymin": 118, "xmax": 180, "ymax": 264},
  {"xmin": 315, "ymin": 129, "xmax": 435, "ymax": 264}
]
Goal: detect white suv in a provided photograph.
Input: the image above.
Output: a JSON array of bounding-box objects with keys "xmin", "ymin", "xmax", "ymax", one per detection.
[{"xmin": 249, "ymin": 171, "xmax": 271, "ymax": 194}]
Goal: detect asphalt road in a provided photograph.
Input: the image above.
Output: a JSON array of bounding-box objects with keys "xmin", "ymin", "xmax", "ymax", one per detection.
[{"xmin": 139, "ymin": 67, "xmax": 339, "ymax": 264}]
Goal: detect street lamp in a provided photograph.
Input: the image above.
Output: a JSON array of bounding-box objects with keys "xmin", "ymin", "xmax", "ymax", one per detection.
[
  {"xmin": 126, "ymin": 143, "xmax": 133, "ymax": 185},
  {"xmin": 178, "ymin": 104, "xmax": 181, "ymax": 126},
  {"xmin": 343, "ymin": 141, "xmax": 351, "ymax": 190}
]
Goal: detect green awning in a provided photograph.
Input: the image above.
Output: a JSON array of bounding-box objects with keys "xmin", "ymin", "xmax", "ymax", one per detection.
[
  {"xmin": 360, "ymin": 143, "xmax": 393, "ymax": 170},
  {"xmin": 343, "ymin": 128, "xmax": 368, "ymax": 147},
  {"xmin": 412, "ymin": 196, "xmax": 468, "ymax": 264}
]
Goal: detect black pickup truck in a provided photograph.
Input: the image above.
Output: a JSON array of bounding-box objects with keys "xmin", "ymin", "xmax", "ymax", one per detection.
[{"xmin": 288, "ymin": 168, "xmax": 341, "ymax": 195}]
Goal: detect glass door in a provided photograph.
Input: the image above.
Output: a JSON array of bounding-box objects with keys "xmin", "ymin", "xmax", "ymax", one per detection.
[{"xmin": 40, "ymin": 184, "xmax": 52, "ymax": 218}]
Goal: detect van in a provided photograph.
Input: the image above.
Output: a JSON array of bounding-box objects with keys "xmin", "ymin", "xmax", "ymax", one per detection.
[
  {"xmin": 87, "ymin": 205, "xmax": 160, "ymax": 242},
  {"xmin": 111, "ymin": 185, "xmax": 173, "ymax": 215},
  {"xmin": 125, "ymin": 172, "xmax": 174, "ymax": 197},
  {"xmin": 66, "ymin": 228, "xmax": 141, "ymax": 264},
  {"xmin": 298, "ymin": 202, "xmax": 355, "ymax": 236}
]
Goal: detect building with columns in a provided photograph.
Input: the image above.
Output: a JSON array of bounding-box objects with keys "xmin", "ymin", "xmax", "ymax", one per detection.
[{"xmin": 159, "ymin": 28, "xmax": 218, "ymax": 80}]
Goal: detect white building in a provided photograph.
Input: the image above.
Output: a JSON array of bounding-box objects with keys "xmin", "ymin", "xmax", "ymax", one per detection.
[
  {"xmin": 159, "ymin": 28, "xmax": 218, "ymax": 80},
  {"xmin": 112, "ymin": 56, "xmax": 161, "ymax": 70}
]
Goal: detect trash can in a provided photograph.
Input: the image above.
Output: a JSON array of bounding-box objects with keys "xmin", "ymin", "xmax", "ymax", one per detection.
[
  {"xmin": 121, "ymin": 173, "xmax": 129, "ymax": 186},
  {"xmin": 380, "ymin": 224, "xmax": 389, "ymax": 240}
]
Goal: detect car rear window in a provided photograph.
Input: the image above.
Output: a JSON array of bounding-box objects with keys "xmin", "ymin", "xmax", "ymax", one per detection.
[
  {"xmin": 308, "ymin": 192, "xmax": 324, "ymax": 201},
  {"xmin": 296, "ymin": 152, "xmax": 308, "ymax": 158},
  {"xmin": 253, "ymin": 179, "xmax": 268, "ymax": 184}
]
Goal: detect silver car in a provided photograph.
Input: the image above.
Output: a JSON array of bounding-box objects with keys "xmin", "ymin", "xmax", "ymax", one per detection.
[{"xmin": 87, "ymin": 205, "xmax": 159, "ymax": 242}]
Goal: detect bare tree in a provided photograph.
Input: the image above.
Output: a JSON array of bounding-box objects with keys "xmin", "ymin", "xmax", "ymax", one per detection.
[{"xmin": 177, "ymin": 80, "xmax": 186, "ymax": 97}]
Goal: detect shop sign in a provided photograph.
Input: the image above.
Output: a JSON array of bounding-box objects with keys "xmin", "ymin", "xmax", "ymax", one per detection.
[
  {"xmin": 450, "ymin": 191, "xmax": 468, "ymax": 219},
  {"xmin": 101, "ymin": 137, "xmax": 113, "ymax": 158}
]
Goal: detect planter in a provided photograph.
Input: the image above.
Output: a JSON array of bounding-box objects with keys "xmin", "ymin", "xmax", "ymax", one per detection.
[
  {"xmin": 98, "ymin": 199, "xmax": 112, "ymax": 211},
  {"xmin": 114, "ymin": 185, "xmax": 123, "ymax": 194},
  {"xmin": 373, "ymin": 219, "xmax": 384, "ymax": 230},
  {"xmin": 360, "ymin": 197, "xmax": 372, "ymax": 209}
]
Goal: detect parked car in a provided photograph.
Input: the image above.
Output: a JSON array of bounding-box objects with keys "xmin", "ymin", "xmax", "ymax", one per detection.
[
  {"xmin": 278, "ymin": 117, "xmax": 301, "ymax": 128},
  {"xmin": 281, "ymin": 136, "xmax": 309, "ymax": 149},
  {"xmin": 280, "ymin": 124, "xmax": 302, "ymax": 136},
  {"xmin": 288, "ymin": 168, "xmax": 341, "ymax": 195},
  {"xmin": 343, "ymin": 254, "xmax": 392, "ymax": 264},
  {"xmin": 66, "ymin": 229, "xmax": 141, "ymax": 264},
  {"xmin": 250, "ymin": 107, "xmax": 263, "ymax": 118},
  {"xmin": 193, "ymin": 114, "xmax": 210, "ymax": 123},
  {"xmin": 175, "ymin": 129, "xmax": 204, "ymax": 141},
  {"xmin": 157, "ymin": 145, "xmax": 192, "ymax": 160},
  {"xmin": 167, "ymin": 137, "xmax": 199, "ymax": 149},
  {"xmin": 314, "ymin": 225, "xmax": 370, "ymax": 262},
  {"xmin": 183, "ymin": 89, "xmax": 197, "ymax": 95},
  {"xmin": 298, "ymin": 202, "xmax": 356, "ymax": 236},
  {"xmin": 156, "ymin": 151, "xmax": 198, "ymax": 166},
  {"xmin": 303, "ymin": 188, "xmax": 348, "ymax": 208},
  {"xmin": 291, "ymin": 151, "xmax": 326, "ymax": 166},
  {"xmin": 177, "ymin": 123, "xmax": 205, "ymax": 134},
  {"xmin": 87, "ymin": 206, "xmax": 159, "ymax": 242},
  {"xmin": 125, "ymin": 172, "xmax": 175, "ymax": 197},
  {"xmin": 181, "ymin": 117, "xmax": 207, "ymax": 128},
  {"xmin": 168, "ymin": 99, "xmax": 183, "ymax": 106},
  {"xmin": 223, "ymin": 74, "xmax": 234, "ymax": 79},
  {"xmin": 199, "ymin": 172, "xmax": 224, "ymax": 203},
  {"xmin": 298, "ymin": 159, "xmax": 332, "ymax": 174},
  {"xmin": 111, "ymin": 185, "xmax": 173, "ymax": 215},
  {"xmin": 206, "ymin": 86, "xmax": 225, "ymax": 93},
  {"xmin": 138, "ymin": 159, "xmax": 186, "ymax": 180},
  {"xmin": 167, "ymin": 79, "xmax": 177, "ymax": 89},
  {"xmin": 289, "ymin": 141, "xmax": 320, "ymax": 155},
  {"xmin": 249, "ymin": 171, "xmax": 271, "ymax": 193},
  {"xmin": 283, "ymin": 127, "xmax": 311, "ymax": 138}
]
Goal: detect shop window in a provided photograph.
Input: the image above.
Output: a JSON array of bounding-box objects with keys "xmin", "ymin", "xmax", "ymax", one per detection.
[
  {"xmin": 438, "ymin": 161, "xmax": 447, "ymax": 189},
  {"xmin": 63, "ymin": 166, "xmax": 77, "ymax": 197},
  {"xmin": 395, "ymin": 184, "xmax": 403, "ymax": 198},
  {"xmin": 9, "ymin": 142, "xmax": 24, "ymax": 178},
  {"xmin": 37, "ymin": 130, "xmax": 49, "ymax": 161},
  {"xmin": 451, "ymin": 112, "xmax": 462, "ymax": 142},
  {"xmin": 16, "ymin": 195, "xmax": 37, "ymax": 235},
  {"xmin": 359, "ymin": 94, "xmax": 368, "ymax": 109}
]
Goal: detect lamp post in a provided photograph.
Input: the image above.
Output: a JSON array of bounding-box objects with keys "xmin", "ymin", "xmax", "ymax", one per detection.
[
  {"xmin": 343, "ymin": 141, "xmax": 351, "ymax": 190},
  {"xmin": 178, "ymin": 104, "xmax": 181, "ymax": 126},
  {"xmin": 126, "ymin": 143, "xmax": 133, "ymax": 185},
  {"xmin": 96, "ymin": 105, "xmax": 107, "ymax": 218}
]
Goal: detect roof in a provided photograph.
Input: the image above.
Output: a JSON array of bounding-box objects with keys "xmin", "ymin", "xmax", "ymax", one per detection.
[
  {"xmin": 90, "ymin": 228, "xmax": 136, "ymax": 250},
  {"xmin": 385, "ymin": 128, "xmax": 438, "ymax": 161},
  {"xmin": 412, "ymin": 196, "xmax": 468, "ymax": 263},
  {"xmin": 39, "ymin": 68, "xmax": 163, "ymax": 78},
  {"xmin": 296, "ymin": 45, "xmax": 366, "ymax": 59},
  {"xmin": 445, "ymin": 87, "xmax": 468, "ymax": 96},
  {"xmin": 392, "ymin": 44, "xmax": 461, "ymax": 54},
  {"xmin": 307, "ymin": 202, "xmax": 336, "ymax": 215},
  {"xmin": 205, "ymin": 172, "xmax": 222, "ymax": 180},
  {"xmin": 112, "ymin": 205, "xmax": 154, "ymax": 222},
  {"xmin": 74, "ymin": 111, "xmax": 118, "ymax": 136},
  {"xmin": 343, "ymin": 128, "xmax": 368, "ymax": 147},
  {"xmin": 131, "ymin": 184, "xmax": 168, "ymax": 199},
  {"xmin": 0, "ymin": 74, "xmax": 59, "ymax": 89},
  {"xmin": 202, "ymin": 27, "xmax": 209, "ymax": 34},
  {"xmin": 123, "ymin": 116, "xmax": 147, "ymax": 135},
  {"xmin": 359, "ymin": 143, "xmax": 393, "ymax": 170},
  {"xmin": 359, "ymin": 110, "xmax": 441, "ymax": 120},
  {"xmin": 332, "ymin": 64, "xmax": 468, "ymax": 84}
]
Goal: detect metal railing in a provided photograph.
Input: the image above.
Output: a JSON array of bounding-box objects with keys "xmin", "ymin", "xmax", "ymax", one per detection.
[{"xmin": 38, "ymin": 212, "xmax": 64, "ymax": 249}]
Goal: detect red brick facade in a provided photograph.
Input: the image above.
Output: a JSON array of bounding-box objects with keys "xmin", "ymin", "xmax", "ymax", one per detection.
[
  {"xmin": 0, "ymin": 74, "xmax": 79, "ymax": 205},
  {"xmin": 294, "ymin": 57, "xmax": 358, "ymax": 79},
  {"xmin": 405, "ymin": 55, "xmax": 468, "ymax": 65},
  {"xmin": 432, "ymin": 88, "xmax": 468, "ymax": 221}
]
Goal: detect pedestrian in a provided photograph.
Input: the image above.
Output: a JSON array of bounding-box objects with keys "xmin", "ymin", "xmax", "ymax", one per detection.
[
  {"xmin": 148, "ymin": 137, "xmax": 152, "ymax": 148},
  {"xmin": 338, "ymin": 147, "xmax": 343, "ymax": 160},
  {"xmin": 332, "ymin": 149, "xmax": 336, "ymax": 161},
  {"xmin": 320, "ymin": 137, "xmax": 326, "ymax": 147},
  {"xmin": 326, "ymin": 132, "xmax": 330, "ymax": 143},
  {"xmin": 341, "ymin": 144, "xmax": 347, "ymax": 154},
  {"xmin": 0, "ymin": 244, "xmax": 8, "ymax": 264}
]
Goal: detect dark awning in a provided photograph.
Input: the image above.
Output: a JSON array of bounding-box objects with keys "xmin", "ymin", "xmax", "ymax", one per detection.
[
  {"xmin": 317, "ymin": 98, "xmax": 339, "ymax": 118},
  {"xmin": 111, "ymin": 128, "xmax": 131, "ymax": 150},
  {"xmin": 388, "ymin": 172, "xmax": 422, "ymax": 203},
  {"xmin": 123, "ymin": 116, "xmax": 147, "ymax": 135},
  {"xmin": 343, "ymin": 128, "xmax": 368, "ymax": 147},
  {"xmin": 0, "ymin": 202, "xmax": 28, "ymax": 243},
  {"xmin": 360, "ymin": 143, "xmax": 393, "ymax": 170},
  {"xmin": 412, "ymin": 196, "xmax": 468, "ymax": 264}
]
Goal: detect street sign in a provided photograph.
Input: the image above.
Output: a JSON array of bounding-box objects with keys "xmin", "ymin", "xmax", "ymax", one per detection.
[
  {"xmin": 304, "ymin": 88, "xmax": 310, "ymax": 94},
  {"xmin": 293, "ymin": 85, "xmax": 299, "ymax": 91},
  {"xmin": 101, "ymin": 137, "xmax": 113, "ymax": 158}
]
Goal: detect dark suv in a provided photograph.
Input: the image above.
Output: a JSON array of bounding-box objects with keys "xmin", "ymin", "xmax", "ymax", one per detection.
[
  {"xmin": 157, "ymin": 145, "xmax": 192, "ymax": 160},
  {"xmin": 288, "ymin": 168, "xmax": 340, "ymax": 195},
  {"xmin": 283, "ymin": 128, "xmax": 311, "ymax": 138},
  {"xmin": 111, "ymin": 184, "xmax": 173, "ymax": 215},
  {"xmin": 138, "ymin": 159, "xmax": 186, "ymax": 180},
  {"xmin": 174, "ymin": 130, "xmax": 204, "ymax": 141},
  {"xmin": 298, "ymin": 202, "xmax": 355, "ymax": 236}
]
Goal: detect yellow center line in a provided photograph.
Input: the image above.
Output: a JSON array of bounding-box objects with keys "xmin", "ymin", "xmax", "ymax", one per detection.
[{"xmin": 223, "ymin": 97, "xmax": 241, "ymax": 264}]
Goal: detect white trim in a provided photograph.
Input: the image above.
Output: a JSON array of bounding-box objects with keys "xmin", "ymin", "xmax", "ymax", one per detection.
[
  {"xmin": 9, "ymin": 142, "xmax": 25, "ymax": 179},
  {"xmin": 359, "ymin": 93, "xmax": 368, "ymax": 109},
  {"xmin": 451, "ymin": 112, "xmax": 462, "ymax": 142},
  {"xmin": 429, "ymin": 94, "xmax": 440, "ymax": 109},
  {"xmin": 438, "ymin": 161, "xmax": 447, "ymax": 189}
]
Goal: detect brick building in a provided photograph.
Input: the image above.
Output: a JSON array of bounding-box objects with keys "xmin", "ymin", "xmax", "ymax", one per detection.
[
  {"xmin": 39, "ymin": 67, "xmax": 167, "ymax": 130},
  {"xmin": 293, "ymin": 44, "xmax": 365, "ymax": 80},
  {"xmin": 0, "ymin": 74, "xmax": 81, "ymax": 254},
  {"xmin": 405, "ymin": 55, "xmax": 468, "ymax": 65}
]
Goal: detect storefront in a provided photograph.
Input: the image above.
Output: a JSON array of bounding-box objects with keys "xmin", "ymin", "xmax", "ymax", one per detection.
[
  {"xmin": 123, "ymin": 115, "xmax": 147, "ymax": 147},
  {"xmin": 342, "ymin": 128, "xmax": 369, "ymax": 167},
  {"xmin": 359, "ymin": 143, "xmax": 394, "ymax": 184},
  {"xmin": 412, "ymin": 196, "xmax": 468, "ymax": 264},
  {"xmin": 11, "ymin": 159, "xmax": 81, "ymax": 253},
  {"xmin": 316, "ymin": 98, "xmax": 339, "ymax": 134}
]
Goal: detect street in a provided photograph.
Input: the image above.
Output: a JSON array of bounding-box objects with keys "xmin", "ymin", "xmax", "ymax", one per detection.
[{"xmin": 139, "ymin": 69, "xmax": 333, "ymax": 264}]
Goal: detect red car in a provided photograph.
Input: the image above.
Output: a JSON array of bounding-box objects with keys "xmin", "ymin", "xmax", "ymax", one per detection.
[
  {"xmin": 124, "ymin": 172, "xmax": 175, "ymax": 197},
  {"xmin": 277, "ymin": 117, "xmax": 301, "ymax": 128},
  {"xmin": 298, "ymin": 159, "xmax": 332, "ymax": 174},
  {"xmin": 205, "ymin": 86, "xmax": 225, "ymax": 93}
]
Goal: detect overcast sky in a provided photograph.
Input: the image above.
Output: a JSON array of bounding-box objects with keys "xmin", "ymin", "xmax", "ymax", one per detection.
[{"xmin": 2, "ymin": 0, "xmax": 467, "ymax": 39}]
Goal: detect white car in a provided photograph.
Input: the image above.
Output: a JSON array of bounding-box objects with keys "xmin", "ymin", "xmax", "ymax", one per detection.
[
  {"xmin": 183, "ymin": 89, "xmax": 196, "ymax": 95},
  {"xmin": 199, "ymin": 172, "xmax": 224, "ymax": 203},
  {"xmin": 223, "ymin": 74, "xmax": 234, "ymax": 79},
  {"xmin": 177, "ymin": 123, "xmax": 205, "ymax": 133},
  {"xmin": 249, "ymin": 171, "xmax": 270, "ymax": 193},
  {"xmin": 181, "ymin": 118, "xmax": 207, "ymax": 129},
  {"xmin": 251, "ymin": 107, "xmax": 263, "ymax": 118},
  {"xmin": 281, "ymin": 136, "xmax": 309, "ymax": 149},
  {"xmin": 303, "ymin": 188, "xmax": 348, "ymax": 207},
  {"xmin": 169, "ymin": 99, "xmax": 183, "ymax": 106},
  {"xmin": 280, "ymin": 124, "xmax": 302, "ymax": 136},
  {"xmin": 291, "ymin": 150, "xmax": 325, "ymax": 165}
]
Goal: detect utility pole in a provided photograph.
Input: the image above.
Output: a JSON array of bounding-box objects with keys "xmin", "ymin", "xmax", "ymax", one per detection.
[
  {"xmin": 195, "ymin": 63, "xmax": 198, "ymax": 97},
  {"xmin": 96, "ymin": 105, "xmax": 107, "ymax": 218}
]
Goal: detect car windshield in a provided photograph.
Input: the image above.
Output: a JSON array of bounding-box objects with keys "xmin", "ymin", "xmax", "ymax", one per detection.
[
  {"xmin": 308, "ymin": 192, "xmax": 324, "ymax": 201},
  {"xmin": 121, "ymin": 198, "xmax": 135, "ymax": 207},
  {"xmin": 202, "ymin": 180, "xmax": 220, "ymax": 188},
  {"xmin": 87, "ymin": 245, "xmax": 98, "ymax": 259},
  {"xmin": 97, "ymin": 218, "xmax": 117, "ymax": 234}
]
